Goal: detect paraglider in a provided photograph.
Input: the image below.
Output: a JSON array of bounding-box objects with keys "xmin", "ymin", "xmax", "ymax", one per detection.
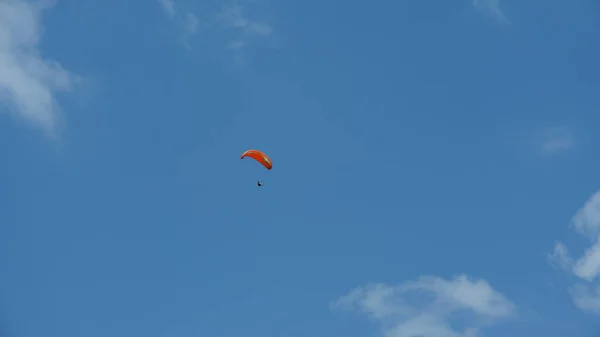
[
  {"xmin": 241, "ymin": 149, "xmax": 272, "ymax": 186},
  {"xmin": 240, "ymin": 149, "xmax": 272, "ymax": 170}
]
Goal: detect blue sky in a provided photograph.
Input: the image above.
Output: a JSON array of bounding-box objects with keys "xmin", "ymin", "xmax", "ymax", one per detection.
[{"xmin": 1, "ymin": 0, "xmax": 600, "ymax": 336}]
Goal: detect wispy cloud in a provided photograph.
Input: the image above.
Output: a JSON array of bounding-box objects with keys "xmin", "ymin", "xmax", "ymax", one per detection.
[
  {"xmin": 183, "ymin": 12, "xmax": 199, "ymax": 39},
  {"xmin": 332, "ymin": 274, "xmax": 516, "ymax": 337},
  {"xmin": 549, "ymin": 191, "xmax": 600, "ymax": 314},
  {"xmin": 533, "ymin": 126, "xmax": 576, "ymax": 157},
  {"xmin": 0, "ymin": 0, "xmax": 79, "ymax": 134},
  {"xmin": 472, "ymin": 0, "xmax": 507, "ymax": 22},
  {"xmin": 217, "ymin": 4, "xmax": 272, "ymax": 43},
  {"xmin": 159, "ymin": 0, "xmax": 175, "ymax": 19},
  {"xmin": 217, "ymin": 4, "xmax": 273, "ymax": 64},
  {"xmin": 157, "ymin": 0, "xmax": 199, "ymax": 47},
  {"xmin": 548, "ymin": 242, "xmax": 573, "ymax": 271},
  {"xmin": 540, "ymin": 134, "xmax": 575, "ymax": 156},
  {"xmin": 158, "ymin": 0, "xmax": 273, "ymax": 61}
]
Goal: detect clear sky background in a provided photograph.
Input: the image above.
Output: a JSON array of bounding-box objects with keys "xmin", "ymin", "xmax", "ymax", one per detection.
[{"xmin": 1, "ymin": 0, "xmax": 600, "ymax": 336}]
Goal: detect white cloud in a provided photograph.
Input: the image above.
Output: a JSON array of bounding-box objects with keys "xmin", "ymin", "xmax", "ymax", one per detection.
[
  {"xmin": 549, "ymin": 191, "xmax": 600, "ymax": 315},
  {"xmin": 572, "ymin": 239, "xmax": 600, "ymax": 282},
  {"xmin": 571, "ymin": 284, "xmax": 600, "ymax": 314},
  {"xmin": 0, "ymin": 0, "xmax": 79, "ymax": 133},
  {"xmin": 572, "ymin": 191, "xmax": 600, "ymax": 240},
  {"xmin": 548, "ymin": 241, "xmax": 573, "ymax": 271},
  {"xmin": 472, "ymin": 0, "xmax": 507, "ymax": 22},
  {"xmin": 332, "ymin": 274, "xmax": 515, "ymax": 337}
]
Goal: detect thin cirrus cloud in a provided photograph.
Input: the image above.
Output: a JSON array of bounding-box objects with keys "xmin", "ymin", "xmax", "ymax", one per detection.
[
  {"xmin": 0, "ymin": 0, "xmax": 79, "ymax": 134},
  {"xmin": 159, "ymin": 0, "xmax": 176, "ymax": 19},
  {"xmin": 216, "ymin": 4, "xmax": 272, "ymax": 51},
  {"xmin": 472, "ymin": 0, "xmax": 507, "ymax": 22},
  {"xmin": 158, "ymin": 0, "xmax": 199, "ymax": 45},
  {"xmin": 538, "ymin": 129, "xmax": 576, "ymax": 156},
  {"xmin": 549, "ymin": 191, "xmax": 600, "ymax": 314},
  {"xmin": 332, "ymin": 274, "xmax": 516, "ymax": 337},
  {"xmin": 157, "ymin": 0, "xmax": 272, "ymax": 57},
  {"xmin": 524, "ymin": 126, "xmax": 578, "ymax": 157}
]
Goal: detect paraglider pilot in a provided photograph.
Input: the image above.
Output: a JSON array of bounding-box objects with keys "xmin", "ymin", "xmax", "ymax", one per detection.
[{"xmin": 257, "ymin": 180, "xmax": 263, "ymax": 187}]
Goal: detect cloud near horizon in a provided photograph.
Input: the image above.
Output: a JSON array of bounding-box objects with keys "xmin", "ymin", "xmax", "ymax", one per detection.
[
  {"xmin": 0, "ymin": 0, "xmax": 79, "ymax": 134},
  {"xmin": 332, "ymin": 274, "xmax": 516, "ymax": 337}
]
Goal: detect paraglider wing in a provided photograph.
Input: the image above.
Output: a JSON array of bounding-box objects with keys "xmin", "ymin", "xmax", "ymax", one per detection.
[{"xmin": 240, "ymin": 149, "xmax": 273, "ymax": 170}]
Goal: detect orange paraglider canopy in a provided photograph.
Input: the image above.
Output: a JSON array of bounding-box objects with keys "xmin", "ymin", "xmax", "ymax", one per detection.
[{"xmin": 240, "ymin": 149, "xmax": 272, "ymax": 170}]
